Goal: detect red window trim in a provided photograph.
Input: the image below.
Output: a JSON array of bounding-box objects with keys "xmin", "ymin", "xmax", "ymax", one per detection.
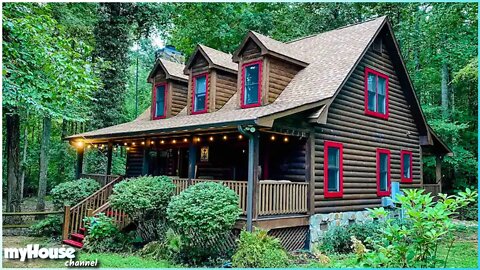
[
  {"xmin": 151, "ymin": 82, "xmax": 168, "ymax": 120},
  {"xmin": 324, "ymin": 141, "xmax": 344, "ymax": 198},
  {"xmin": 191, "ymin": 72, "xmax": 209, "ymax": 114},
  {"xmin": 376, "ymin": 148, "xmax": 391, "ymax": 197},
  {"xmin": 364, "ymin": 67, "xmax": 389, "ymax": 119},
  {"xmin": 400, "ymin": 150, "xmax": 413, "ymax": 183},
  {"xmin": 240, "ymin": 60, "xmax": 263, "ymax": 109}
]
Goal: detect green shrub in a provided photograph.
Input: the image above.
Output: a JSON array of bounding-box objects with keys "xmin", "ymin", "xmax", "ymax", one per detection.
[
  {"xmin": 317, "ymin": 221, "xmax": 382, "ymax": 254},
  {"xmin": 167, "ymin": 182, "xmax": 241, "ymax": 241},
  {"xmin": 29, "ymin": 215, "xmax": 63, "ymax": 237},
  {"xmin": 231, "ymin": 230, "xmax": 290, "ymax": 268},
  {"xmin": 109, "ymin": 175, "xmax": 176, "ymax": 241},
  {"xmin": 51, "ymin": 178, "xmax": 100, "ymax": 209},
  {"xmin": 359, "ymin": 188, "xmax": 477, "ymax": 268},
  {"xmin": 457, "ymin": 193, "xmax": 478, "ymax": 220},
  {"xmin": 138, "ymin": 229, "xmax": 183, "ymax": 262},
  {"xmin": 82, "ymin": 213, "xmax": 133, "ymax": 253}
]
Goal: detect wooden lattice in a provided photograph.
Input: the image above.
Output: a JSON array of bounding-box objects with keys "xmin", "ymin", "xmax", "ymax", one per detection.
[{"xmin": 268, "ymin": 226, "xmax": 309, "ymax": 251}]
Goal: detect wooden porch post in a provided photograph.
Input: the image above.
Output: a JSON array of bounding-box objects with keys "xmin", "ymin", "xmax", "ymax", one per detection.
[
  {"xmin": 188, "ymin": 138, "xmax": 197, "ymax": 180},
  {"xmin": 306, "ymin": 131, "xmax": 315, "ymax": 215},
  {"xmin": 246, "ymin": 131, "xmax": 259, "ymax": 232},
  {"xmin": 75, "ymin": 146, "xmax": 84, "ymax": 179},
  {"xmin": 106, "ymin": 142, "xmax": 113, "ymax": 176},
  {"xmin": 142, "ymin": 140, "xmax": 150, "ymax": 175},
  {"xmin": 435, "ymin": 155, "xmax": 442, "ymax": 192}
]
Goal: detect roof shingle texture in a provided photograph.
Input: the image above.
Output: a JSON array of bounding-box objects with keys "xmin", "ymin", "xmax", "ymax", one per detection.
[
  {"xmin": 199, "ymin": 44, "xmax": 238, "ymax": 72},
  {"xmin": 69, "ymin": 17, "xmax": 385, "ymax": 140},
  {"xmin": 159, "ymin": 58, "xmax": 188, "ymax": 80}
]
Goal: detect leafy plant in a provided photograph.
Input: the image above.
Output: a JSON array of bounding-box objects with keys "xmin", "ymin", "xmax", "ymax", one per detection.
[
  {"xmin": 109, "ymin": 175, "xmax": 176, "ymax": 241},
  {"xmin": 138, "ymin": 228, "xmax": 183, "ymax": 262},
  {"xmin": 231, "ymin": 229, "xmax": 290, "ymax": 268},
  {"xmin": 358, "ymin": 188, "xmax": 477, "ymax": 268},
  {"xmin": 29, "ymin": 215, "xmax": 63, "ymax": 237},
  {"xmin": 50, "ymin": 178, "xmax": 100, "ymax": 209},
  {"xmin": 82, "ymin": 213, "xmax": 133, "ymax": 253}
]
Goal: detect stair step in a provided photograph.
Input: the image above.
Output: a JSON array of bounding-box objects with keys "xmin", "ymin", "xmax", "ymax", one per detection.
[
  {"xmin": 71, "ymin": 233, "xmax": 85, "ymax": 242},
  {"xmin": 63, "ymin": 239, "xmax": 83, "ymax": 248},
  {"xmin": 79, "ymin": 228, "xmax": 86, "ymax": 234}
]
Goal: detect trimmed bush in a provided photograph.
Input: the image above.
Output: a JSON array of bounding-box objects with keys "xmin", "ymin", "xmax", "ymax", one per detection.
[
  {"xmin": 109, "ymin": 175, "xmax": 176, "ymax": 241},
  {"xmin": 29, "ymin": 215, "xmax": 63, "ymax": 237},
  {"xmin": 82, "ymin": 213, "xmax": 133, "ymax": 253},
  {"xmin": 167, "ymin": 182, "xmax": 241, "ymax": 241},
  {"xmin": 232, "ymin": 230, "xmax": 290, "ymax": 268},
  {"xmin": 51, "ymin": 178, "xmax": 100, "ymax": 209}
]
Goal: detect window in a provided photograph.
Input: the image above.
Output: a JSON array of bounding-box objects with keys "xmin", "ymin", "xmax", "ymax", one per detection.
[
  {"xmin": 241, "ymin": 60, "xmax": 262, "ymax": 108},
  {"xmin": 364, "ymin": 67, "xmax": 389, "ymax": 119},
  {"xmin": 324, "ymin": 141, "xmax": 343, "ymax": 198},
  {"xmin": 376, "ymin": 149, "xmax": 391, "ymax": 196},
  {"xmin": 192, "ymin": 73, "xmax": 208, "ymax": 114},
  {"xmin": 401, "ymin": 150, "xmax": 413, "ymax": 183},
  {"xmin": 152, "ymin": 83, "xmax": 167, "ymax": 119}
]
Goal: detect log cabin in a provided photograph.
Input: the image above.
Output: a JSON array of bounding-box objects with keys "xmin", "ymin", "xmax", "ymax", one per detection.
[{"xmin": 64, "ymin": 16, "xmax": 451, "ymax": 250}]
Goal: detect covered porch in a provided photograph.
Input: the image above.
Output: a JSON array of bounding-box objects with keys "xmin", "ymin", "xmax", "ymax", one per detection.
[{"xmin": 73, "ymin": 126, "xmax": 314, "ymax": 230}]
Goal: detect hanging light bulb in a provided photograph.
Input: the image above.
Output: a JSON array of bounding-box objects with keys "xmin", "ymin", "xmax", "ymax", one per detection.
[
  {"xmin": 132, "ymin": 142, "xmax": 136, "ymax": 146},
  {"xmin": 209, "ymin": 136, "xmax": 214, "ymax": 142},
  {"xmin": 238, "ymin": 134, "xmax": 243, "ymax": 139},
  {"xmin": 150, "ymin": 140, "xmax": 155, "ymax": 145},
  {"xmin": 223, "ymin": 135, "xmax": 227, "ymax": 140},
  {"xmin": 126, "ymin": 147, "xmax": 130, "ymax": 151},
  {"xmin": 76, "ymin": 141, "xmax": 84, "ymax": 148},
  {"xmin": 124, "ymin": 142, "xmax": 127, "ymax": 146},
  {"xmin": 284, "ymin": 137, "xmax": 289, "ymax": 142},
  {"xmin": 196, "ymin": 137, "xmax": 201, "ymax": 142},
  {"xmin": 183, "ymin": 138, "xmax": 188, "ymax": 143},
  {"xmin": 161, "ymin": 140, "xmax": 165, "ymax": 144},
  {"xmin": 87, "ymin": 145, "xmax": 92, "ymax": 149},
  {"xmin": 141, "ymin": 141, "xmax": 145, "ymax": 145},
  {"xmin": 271, "ymin": 135, "xmax": 276, "ymax": 141}
]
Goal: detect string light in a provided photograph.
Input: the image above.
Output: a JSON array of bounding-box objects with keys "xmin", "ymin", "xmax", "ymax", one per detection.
[
  {"xmin": 94, "ymin": 144, "xmax": 98, "ymax": 148},
  {"xmin": 113, "ymin": 147, "xmax": 117, "ymax": 151},
  {"xmin": 209, "ymin": 136, "xmax": 214, "ymax": 142},
  {"xmin": 150, "ymin": 140, "xmax": 155, "ymax": 145},
  {"xmin": 172, "ymin": 139, "xmax": 177, "ymax": 144},
  {"xmin": 161, "ymin": 140, "xmax": 165, "ymax": 144},
  {"xmin": 124, "ymin": 142, "xmax": 127, "ymax": 146},
  {"xmin": 284, "ymin": 137, "xmax": 289, "ymax": 142},
  {"xmin": 183, "ymin": 138, "xmax": 188, "ymax": 143},
  {"xmin": 238, "ymin": 134, "xmax": 243, "ymax": 139},
  {"xmin": 126, "ymin": 147, "xmax": 130, "ymax": 151},
  {"xmin": 76, "ymin": 141, "xmax": 84, "ymax": 148},
  {"xmin": 132, "ymin": 142, "xmax": 136, "ymax": 146},
  {"xmin": 196, "ymin": 137, "xmax": 201, "ymax": 142},
  {"xmin": 270, "ymin": 135, "xmax": 276, "ymax": 141},
  {"xmin": 223, "ymin": 135, "xmax": 227, "ymax": 140},
  {"xmin": 141, "ymin": 141, "xmax": 145, "ymax": 145}
]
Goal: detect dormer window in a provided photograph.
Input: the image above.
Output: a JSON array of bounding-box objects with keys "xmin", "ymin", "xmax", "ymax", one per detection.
[
  {"xmin": 364, "ymin": 67, "xmax": 389, "ymax": 119},
  {"xmin": 192, "ymin": 73, "xmax": 208, "ymax": 114},
  {"xmin": 152, "ymin": 82, "xmax": 167, "ymax": 119},
  {"xmin": 241, "ymin": 60, "xmax": 262, "ymax": 108}
]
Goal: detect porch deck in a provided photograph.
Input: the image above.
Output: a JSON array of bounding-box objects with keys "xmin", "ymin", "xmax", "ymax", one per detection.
[{"xmin": 172, "ymin": 178, "xmax": 309, "ymax": 216}]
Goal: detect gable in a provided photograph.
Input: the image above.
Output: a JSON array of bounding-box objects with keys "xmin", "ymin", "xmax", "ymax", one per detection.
[{"xmin": 190, "ymin": 53, "xmax": 209, "ymax": 74}]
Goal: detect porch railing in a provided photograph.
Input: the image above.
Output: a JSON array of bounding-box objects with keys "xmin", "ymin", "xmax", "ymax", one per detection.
[
  {"xmin": 80, "ymin": 173, "xmax": 120, "ymax": 186},
  {"xmin": 172, "ymin": 178, "xmax": 308, "ymax": 216}
]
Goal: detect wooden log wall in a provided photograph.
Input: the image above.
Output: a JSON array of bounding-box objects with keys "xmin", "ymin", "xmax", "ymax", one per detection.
[
  {"xmin": 215, "ymin": 70, "xmax": 237, "ymax": 110},
  {"xmin": 125, "ymin": 146, "xmax": 143, "ymax": 177},
  {"xmin": 267, "ymin": 57, "xmax": 302, "ymax": 103},
  {"xmin": 170, "ymin": 82, "xmax": 188, "ymax": 116},
  {"xmin": 313, "ymin": 38, "xmax": 422, "ymax": 214},
  {"xmin": 186, "ymin": 54, "xmax": 212, "ymax": 114}
]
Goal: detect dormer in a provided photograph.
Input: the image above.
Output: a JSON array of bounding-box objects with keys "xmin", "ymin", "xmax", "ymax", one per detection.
[
  {"xmin": 147, "ymin": 59, "xmax": 188, "ymax": 120},
  {"xmin": 183, "ymin": 45, "xmax": 238, "ymax": 114},
  {"xmin": 232, "ymin": 31, "xmax": 310, "ymax": 107}
]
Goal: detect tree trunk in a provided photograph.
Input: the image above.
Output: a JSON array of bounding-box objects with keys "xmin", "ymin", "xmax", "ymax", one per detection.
[
  {"xmin": 6, "ymin": 109, "xmax": 22, "ymax": 213},
  {"xmin": 36, "ymin": 117, "xmax": 51, "ymax": 212},
  {"xmin": 19, "ymin": 120, "xmax": 28, "ymax": 200},
  {"xmin": 441, "ymin": 62, "xmax": 449, "ymax": 119}
]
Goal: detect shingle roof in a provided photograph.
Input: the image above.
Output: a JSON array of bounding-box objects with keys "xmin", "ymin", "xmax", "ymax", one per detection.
[
  {"xmin": 249, "ymin": 31, "xmax": 310, "ymax": 64},
  {"xmin": 198, "ymin": 44, "xmax": 238, "ymax": 72},
  {"xmin": 68, "ymin": 17, "xmax": 387, "ymax": 140},
  {"xmin": 148, "ymin": 58, "xmax": 188, "ymax": 82}
]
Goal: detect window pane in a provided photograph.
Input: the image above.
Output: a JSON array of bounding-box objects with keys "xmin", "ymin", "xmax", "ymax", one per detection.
[
  {"xmin": 328, "ymin": 169, "xmax": 339, "ymax": 192},
  {"xmin": 378, "ymin": 94, "xmax": 386, "ymax": 114},
  {"xmin": 403, "ymin": 154, "xmax": 411, "ymax": 178},
  {"xmin": 380, "ymin": 153, "xmax": 388, "ymax": 191},
  {"xmin": 194, "ymin": 76, "xmax": 207, "ymax": 111},
  {"xmin": 155, "ymin": 85, "xmax": 165, "ymax": 117},
  {"xmin": 327, "ymin": 147, "xmax": 340, "ymax": 191},
  {"xmin": 378, "ymin": 77, "xmax": 386, "ymax": 95},
  {"xmin": 244, "ymin": 64, "xmax": 260, "ymax": 105},
  {"xmin": 367, "ymin": 74, "xmax": 377, "ymax": 111}
]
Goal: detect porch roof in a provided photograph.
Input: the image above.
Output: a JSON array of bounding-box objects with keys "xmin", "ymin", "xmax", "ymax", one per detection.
[{"xmin": 68, "ymin": 17, "xmax": 386, "ymax": 141}]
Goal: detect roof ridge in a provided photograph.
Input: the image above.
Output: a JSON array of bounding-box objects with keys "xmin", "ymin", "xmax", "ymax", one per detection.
[
  {"xmin": 199, "ymin": 43, "xmax": 233, "ymax": 56},
  {"xmin": 286, "ymin": 16, "xmax": 387, "ymax": 44}
]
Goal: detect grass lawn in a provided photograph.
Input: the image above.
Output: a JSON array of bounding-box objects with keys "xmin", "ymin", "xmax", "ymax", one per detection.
[{"xmin": 2, "ymin": 236, "xmax": 176, "ymax": 268}]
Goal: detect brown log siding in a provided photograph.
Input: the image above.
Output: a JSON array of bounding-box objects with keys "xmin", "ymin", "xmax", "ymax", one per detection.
[
  {"xmin": 313, "ymin": 42, "xmax": 422, "ymax": 214},
  {"xmin": 215, "ymin": 70, "xmax": 237, "ymax": 110},
  {"xmin": 187, "ymin": 54, "xmax": 211, "ymax": 114},
  {"xmin": 267, "ymin": 58, "xmax": 301, "ymax": 103},
  {"xmin": 170, "ymin": 82, "xmax": 188, "ymax": 116}
]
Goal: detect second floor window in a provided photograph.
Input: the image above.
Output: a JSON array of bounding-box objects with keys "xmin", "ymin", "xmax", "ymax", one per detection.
[
  {"xmin": 401, "ymin": 150, "xmax": 413, "ymax": 183},
  {"xmin": 152, "ymin": 83, "xmax": 167, "ymax": 119},
  {"xmin": 324, "ymin": 141, "xmax": 343, "ymax": 198},
  {"xmin": 365, "ymin": 67, "xmax": 389, "ymax": 119},
  {"xmin": 241, "ymin": 60, "xmax": 262, "ymax": 108},
  {"xmin": 192, "ymin": 73, "xmax": 208, "ymax": 113}
]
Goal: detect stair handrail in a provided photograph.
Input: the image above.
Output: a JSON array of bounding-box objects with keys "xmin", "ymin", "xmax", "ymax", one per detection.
[{"xmin": 63, "ymin": 175, "xmax": 123, "ymax": 240}]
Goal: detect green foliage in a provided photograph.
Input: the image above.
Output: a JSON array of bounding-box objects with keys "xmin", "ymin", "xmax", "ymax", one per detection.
[
  {"xmin": 317, "ymin": 221, "xmax": 382, "ymax": 254},
  {"xmin": 110, "ymin": 175, "xmax": 175, "ymax": 241},
  {"xmin": 231, "ymin": 230, "xmax": 290, "ymax": 268},
  {"xmin": 50, "ymin": 178, "xmax": 100, "ymax": 209},
  {"xmin": 167, "ymin": 182, "xmax": 241, "ymax": 241},
  {"xmin": 29, "ymin": 215, "xmax": 63, "ymax": 237},
  {"xmin": 357, "ymin": 188, "xmax": 477, "ymax": 268},
  {"xmin": 138, "ymin": 228, "xmax": 183, "ymax": 262},
  {"xmin": 82, "ymin": 213, "xmax": 133, "ymax": 253},
  {"xmin": 456, "ymin": 189, "xmax": 478, "ymax": 221}
]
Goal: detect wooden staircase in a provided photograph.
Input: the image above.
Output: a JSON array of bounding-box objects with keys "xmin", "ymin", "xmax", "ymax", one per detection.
[{"xmin": 62, "ymin": 175, "xmax": 130, "ymax": 248}]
